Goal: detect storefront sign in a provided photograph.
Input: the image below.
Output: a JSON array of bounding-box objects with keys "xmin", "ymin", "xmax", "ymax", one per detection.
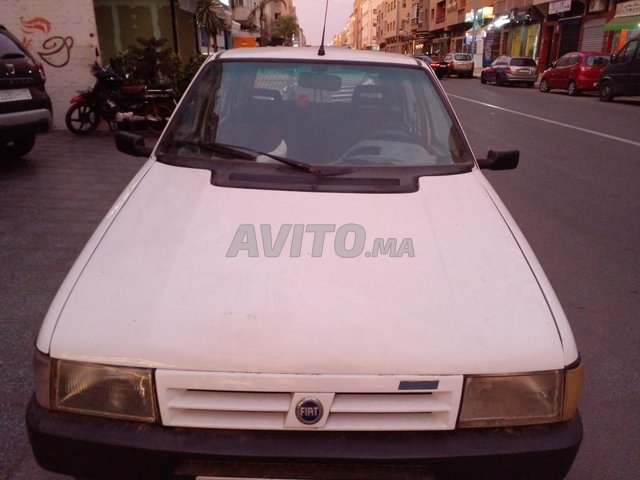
[
  {"xmin": 549, "ymin": 0, "xmax": 572, "ymax": 14},
  {"xmin": 616, "ymin": 0, "xmax": 640, "ymax": 16},
  {"xmin": 465, "ymin": 7, "xmax": 494, "ymax": 23},
  {"xmin": 509, "ymin": 8, "xmax": 532, "ymax": 22}
]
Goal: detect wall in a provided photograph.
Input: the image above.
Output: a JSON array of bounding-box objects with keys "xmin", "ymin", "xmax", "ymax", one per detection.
[{"xmin": 4, "ymin": 0, "xmax": 100, "ymax": 129}]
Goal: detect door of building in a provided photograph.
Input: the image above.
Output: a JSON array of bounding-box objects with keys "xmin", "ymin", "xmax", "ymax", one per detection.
[
  {"xmin": 581, "ymin": 18, "xmax": 605, "ymax": 51},
  {"xmin": 559, "ymin": 20, "xmax": 581, "ymax": 56}
]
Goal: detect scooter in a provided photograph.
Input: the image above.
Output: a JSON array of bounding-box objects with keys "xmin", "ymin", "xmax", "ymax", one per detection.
[{"xmin": 65, "ymin": 62, "xmax": 176, "ymax": 135}]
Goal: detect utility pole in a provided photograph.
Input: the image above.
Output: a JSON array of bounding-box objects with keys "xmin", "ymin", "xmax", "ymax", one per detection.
[
  {"xmin": 471, "ymin": 0, "xmax": 476, "ymax": 55},
  {"xmin": 395, "ymin": 0, "xmax": 401, "ymax": 53}
]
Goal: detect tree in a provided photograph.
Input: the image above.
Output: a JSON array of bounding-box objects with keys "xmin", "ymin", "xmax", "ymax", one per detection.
[
  {"xmin": 248, "ymin": 0, "xmax": 286, "ymax": 47},
  {"xmin": 196, "ymin": 0, "xmax": 227, "ymax": 53},
  {"xmin": 272, "ymin": 15, "xmax": 298, "ymax": 46}
]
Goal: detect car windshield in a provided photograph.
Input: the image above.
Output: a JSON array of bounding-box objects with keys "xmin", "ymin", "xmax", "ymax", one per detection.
[
  {"xmin": 510, "ymin": 58, "xmax": 537, "ymax": 67},
  {"xmin": 454, "ymin": 54, "xmax": 472, "ymax": 61},
  {"xmin": 157, "ymin": 60, "xmax": 472, "ymax": 171},
  {"xmin": 585, "ymin": 55, "xmax": 609, "ymax": 66}
]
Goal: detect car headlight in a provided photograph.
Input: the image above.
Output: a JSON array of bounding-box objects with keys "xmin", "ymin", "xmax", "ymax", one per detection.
[
  {"xmin": 33, "ymin": 350, "xmax": 157, "ymax": 422},
  {"xmin": 458, "ymin": 364, "xmax": 583, "ymax": 428}
]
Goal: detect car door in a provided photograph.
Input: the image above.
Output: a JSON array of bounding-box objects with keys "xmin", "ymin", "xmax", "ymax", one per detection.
[
  {"xmin": 563, "ymin": 54, "xmax": 580, "ymax": 89},
  {"xmin": 546, "ymin": 55, "xmax": 563, "ymax": 88},
  {"xmin": 489, "ymin": 57, "xmax": 506, "ymax": 82},
  {"xmin": 628, "ymin": 39, "xmax": 640, "ymax": 95}
]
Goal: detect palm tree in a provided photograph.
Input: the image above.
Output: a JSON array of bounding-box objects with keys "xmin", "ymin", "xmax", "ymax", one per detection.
[
  {"xmin": 248, "ymin": 0, "xmax": 286, "ymax": 46},
  {"xmin": 272, "ymin": 15, "xmax": 299, "ymax": 46},
  {"xmin": 195, "ymin": 0, "xmax": 227, "ymax": 53}
]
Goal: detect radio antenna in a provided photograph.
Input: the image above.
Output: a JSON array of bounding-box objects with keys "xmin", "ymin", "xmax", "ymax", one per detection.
[{"xmin": 317, "ymin": 0, "xmax": 329, "ymax": 56}]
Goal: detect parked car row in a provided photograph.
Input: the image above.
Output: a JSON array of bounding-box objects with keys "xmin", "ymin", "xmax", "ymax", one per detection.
[
  {"xmin": 413, "ymin": 53, "xmax": 475, "ymax": 79},
  {"xmin": 480, "ymin": 34, "xmax": 640, "ymax": 103}
]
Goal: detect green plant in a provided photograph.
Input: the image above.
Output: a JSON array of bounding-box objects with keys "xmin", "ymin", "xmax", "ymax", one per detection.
[
  {"xmin": 111, "ymin": 41, "xmax": 206, "ymax": 99},
  {"xmin": 196, "ymin": 0, "xmax": 227, "ymax": 53},
  {"xmin": 272, "ymin": 15, "xmax": 298, "ymax": 46}
]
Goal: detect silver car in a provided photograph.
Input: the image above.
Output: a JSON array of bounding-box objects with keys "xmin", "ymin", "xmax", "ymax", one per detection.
[
  {"xmin": 480, "ymin": 56, "xmax": 538, "ymax": 87},
  {"xmin": 444, "ymin": 52, "xmax": 474, "ymax": 77}
]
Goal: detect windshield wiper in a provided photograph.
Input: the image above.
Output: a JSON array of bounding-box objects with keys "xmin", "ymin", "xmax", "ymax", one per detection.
[{"xmin": 164, "ymin": 140, "xmax": 352, "ymax": 176}]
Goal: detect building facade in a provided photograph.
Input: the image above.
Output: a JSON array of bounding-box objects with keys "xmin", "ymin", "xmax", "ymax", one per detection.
[{"xmin": 337, "ymin": 0, "xmax": 640, "ymax": 71}]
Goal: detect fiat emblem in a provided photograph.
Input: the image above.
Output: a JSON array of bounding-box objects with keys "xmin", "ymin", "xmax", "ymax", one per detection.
[{"xmin": 295, "ymin": 397, "xmax": 324, "ymax": 425}]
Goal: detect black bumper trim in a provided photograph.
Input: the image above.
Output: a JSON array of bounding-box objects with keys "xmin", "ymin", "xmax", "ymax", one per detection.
[{"xmin": 26, "ymin": 396, "xmax": 582, "ymax": 480}]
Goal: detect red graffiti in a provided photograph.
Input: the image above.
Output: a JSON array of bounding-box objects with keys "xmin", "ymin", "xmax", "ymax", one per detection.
[{"xmin": 20, "ymin": 16, "xmax": 52, "ymax": 35}]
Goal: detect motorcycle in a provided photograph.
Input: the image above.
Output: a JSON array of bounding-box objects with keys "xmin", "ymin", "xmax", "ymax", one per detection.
[{"xmin": 65, "ymin": 62, "xmax": 176, "ymax": 135}]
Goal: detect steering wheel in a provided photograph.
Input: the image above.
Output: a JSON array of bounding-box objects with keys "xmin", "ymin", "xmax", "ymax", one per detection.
[{"xmin": 334, "ymin": 128, "xmax": 429, "ymax": 166}]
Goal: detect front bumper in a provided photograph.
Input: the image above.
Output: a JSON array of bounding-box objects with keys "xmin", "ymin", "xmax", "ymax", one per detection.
[{"xmin": 27, "ymin": 396, "xmax": 582, "ymax": 480}]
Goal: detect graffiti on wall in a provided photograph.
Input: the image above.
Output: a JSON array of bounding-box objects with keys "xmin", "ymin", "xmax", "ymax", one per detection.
[{"xmin": 20, "ymin": 16, "xmax": 74, "ymax": 68}]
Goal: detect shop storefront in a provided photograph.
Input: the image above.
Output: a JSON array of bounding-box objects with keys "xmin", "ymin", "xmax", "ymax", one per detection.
[
  {"xmin": 481, "ymin": 8, "xmax": 541, "ymax": 64},
  {"xmin": 537, "ymin": 0, "xmax": 587, "ymax": 71},
  {"xmin": 429, "ymin": 32, "xmax": 450, "ymax": 56},
  {"xmin": 604, "ymin": 0, "xmax": 640, "ymax": 52},
  {"xmin": 509, "ymin": 10, "xmax": 541, "ymax": 58}
]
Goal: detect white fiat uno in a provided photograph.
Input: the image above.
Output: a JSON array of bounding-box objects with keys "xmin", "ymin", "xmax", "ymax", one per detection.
[{"xmin": 27, "ymin": 47, "xmax": 583, "ymax": 480}]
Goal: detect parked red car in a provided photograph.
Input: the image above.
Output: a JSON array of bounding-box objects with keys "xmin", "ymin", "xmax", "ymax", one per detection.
[{"xmin": 539, "ymin": 51, "xmax": 609, "ymax": 96}]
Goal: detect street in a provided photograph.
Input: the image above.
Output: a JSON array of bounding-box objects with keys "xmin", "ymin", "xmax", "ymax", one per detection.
[{"xmin": 1, "ymin": 78, "xmax": 639, "ymax": 479}]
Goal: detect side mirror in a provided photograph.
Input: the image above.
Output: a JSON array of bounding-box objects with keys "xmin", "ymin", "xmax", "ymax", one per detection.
[
  {"xmin": 477, "ymin": 150, "xmax": 519, "ymax": 170},
  {"xmin": 551, "ymin": 61, "xmax": 557, "ymax": 68},
  {"xmin": 115, "ymin": 131, "xmax": 153, "ymax": 157},
  {"xmin": 610, "ymin": 54, "xmax": 617, "ymax": 64}
]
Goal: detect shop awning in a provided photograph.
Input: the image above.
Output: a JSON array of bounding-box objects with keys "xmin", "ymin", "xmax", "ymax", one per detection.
[
  {"xmin": 465, "ymin": 27, "xmax": 486, "ymax": 37},
  {"xmin": 603, "ymin": 14, "xmax": 640, "ymax": 31}
]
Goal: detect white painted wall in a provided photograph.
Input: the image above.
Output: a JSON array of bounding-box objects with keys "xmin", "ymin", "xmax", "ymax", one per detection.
[{"xmin": 4, "ymin": 0, "xmax": 100, "ymax": 128}]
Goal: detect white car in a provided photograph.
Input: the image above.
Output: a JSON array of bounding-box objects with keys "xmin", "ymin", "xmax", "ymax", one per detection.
[{"xmin": 27, "ymin": 47, "xmax": 583, "ymax": 480}]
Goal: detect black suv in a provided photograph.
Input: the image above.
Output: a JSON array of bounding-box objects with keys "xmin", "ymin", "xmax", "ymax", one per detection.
[
  {"xmin": 0, "ymin": 24, "xmax": 52, "ymax": 159},
  {"xmin": 599, "ymin": 34, "xmax": 640, "ymax": 102}
]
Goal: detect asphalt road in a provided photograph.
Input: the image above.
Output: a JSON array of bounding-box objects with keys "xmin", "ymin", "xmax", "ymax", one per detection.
[
  {"xmin": 444, "ymin": 78, "xmax": 640, "ymax": 480},
  {"xmin": 1, "ymin": 78, "xmax": 638, "ymax": 479}
]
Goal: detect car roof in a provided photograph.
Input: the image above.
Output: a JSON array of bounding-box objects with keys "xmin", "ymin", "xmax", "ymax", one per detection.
[
  {"xmin": 561, "ymin": 51, "xmax": 608, "ymax": 55},
  {"xmin": 215, "ymin": 47, "xmax": 419, "ymax": 67}
]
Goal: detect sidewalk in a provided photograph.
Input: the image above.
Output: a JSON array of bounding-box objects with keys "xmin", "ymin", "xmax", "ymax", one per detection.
[{"xmin": 1, "ymin": 129, "xmax": 147, "ymax": 480}]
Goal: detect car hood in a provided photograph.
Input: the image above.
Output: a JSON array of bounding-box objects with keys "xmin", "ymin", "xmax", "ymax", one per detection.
[{"xmin": 46, "ymin": 162, "xmax": 569, "ymax": 375}]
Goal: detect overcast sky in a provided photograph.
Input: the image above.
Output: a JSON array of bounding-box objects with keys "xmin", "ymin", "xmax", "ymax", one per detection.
[{"xmin": 294, "ymin": 0, "xmax": 353, "ymax": 46}]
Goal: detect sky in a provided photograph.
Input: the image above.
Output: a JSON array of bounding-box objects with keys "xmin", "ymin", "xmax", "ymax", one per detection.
[{"xmin": 294, "ymin": 0, "xmax": 353, "ymax": 46}]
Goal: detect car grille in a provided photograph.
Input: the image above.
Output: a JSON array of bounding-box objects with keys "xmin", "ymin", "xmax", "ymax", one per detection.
[{"xmin": 156, "ymin": 371, "xmax": 463, "ymax": 431}]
